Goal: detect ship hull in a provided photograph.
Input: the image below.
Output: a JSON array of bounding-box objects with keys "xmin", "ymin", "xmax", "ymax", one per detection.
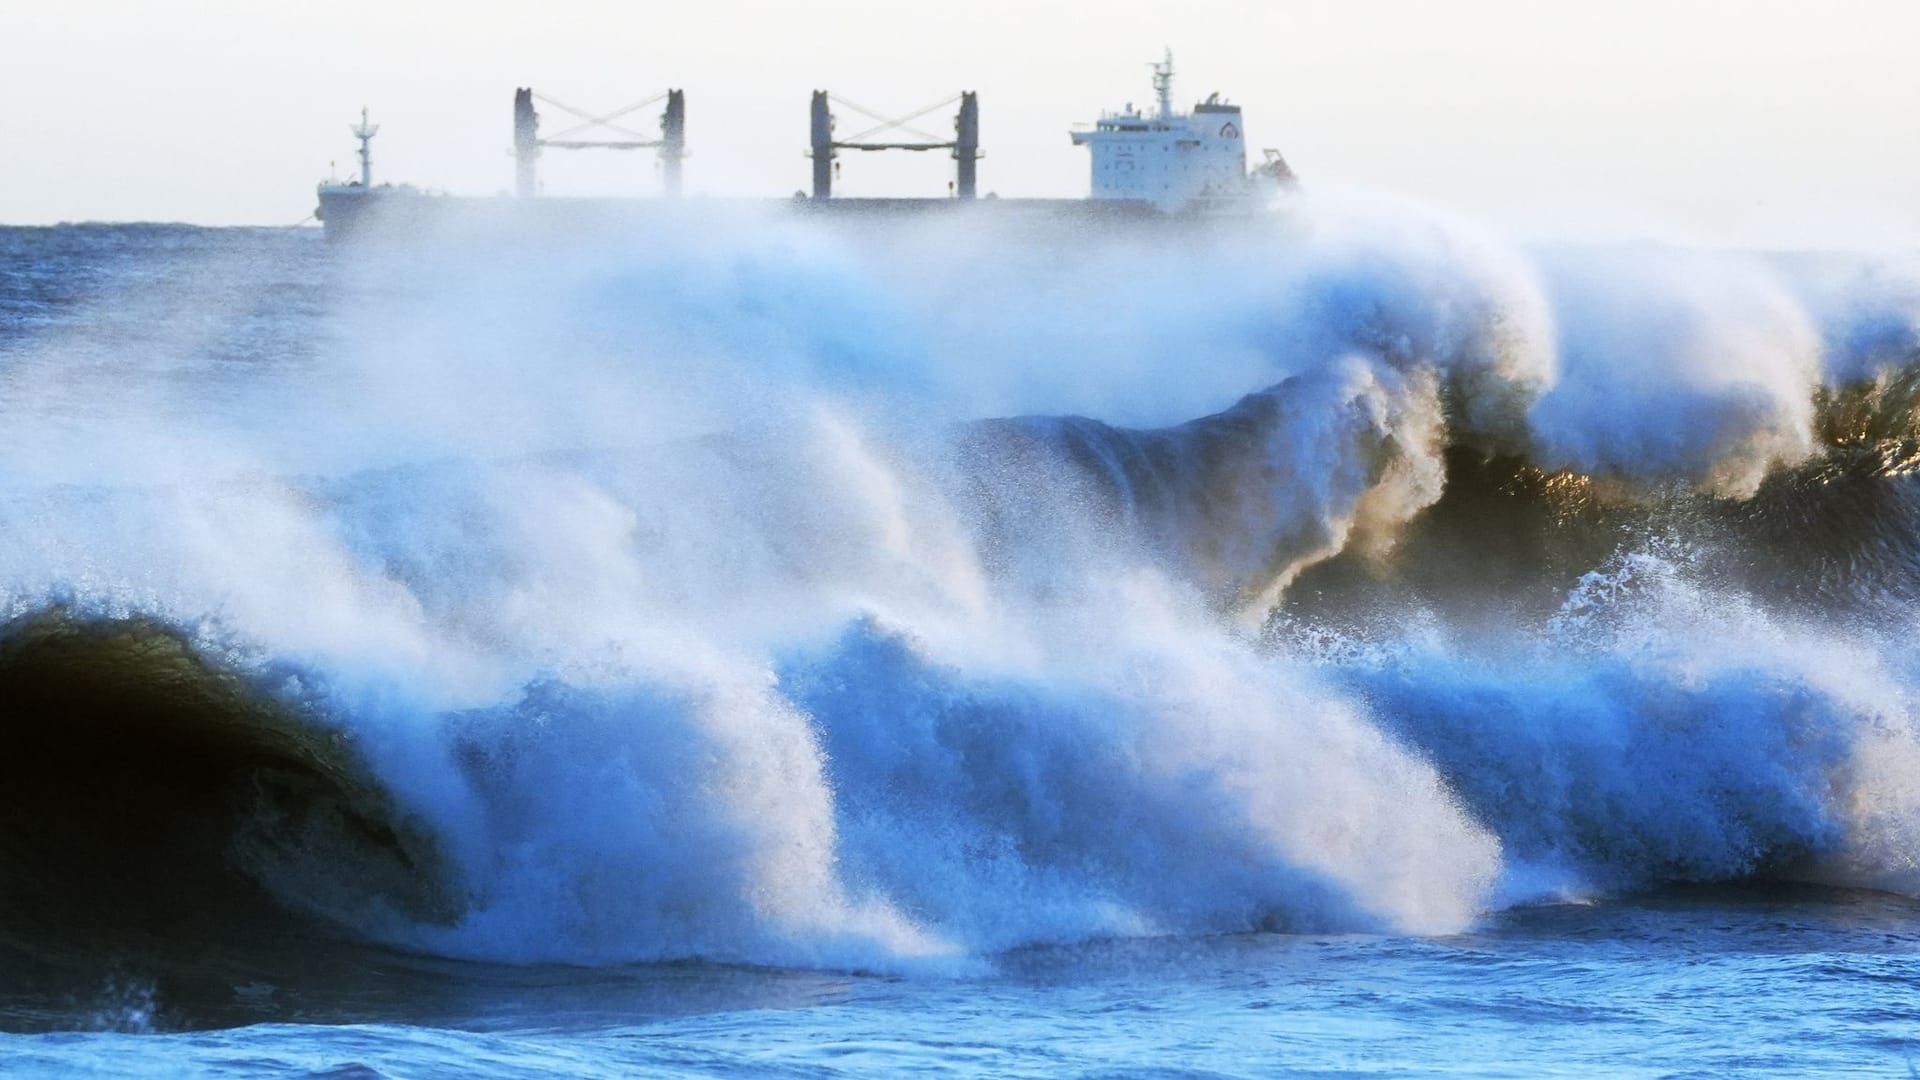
[{"xmin": 314, "ymin": 187, "xmax": 1261, "ymax": 244}]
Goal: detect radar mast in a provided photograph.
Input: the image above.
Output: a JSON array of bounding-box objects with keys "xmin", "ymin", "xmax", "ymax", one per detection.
[
  {"xmin": 349, "ymin": 107, "xmax": 380, "ymax": 187},
  {"xmin": 1151, "ymin": 50, "xmax": 1174, "ymax": 120}
]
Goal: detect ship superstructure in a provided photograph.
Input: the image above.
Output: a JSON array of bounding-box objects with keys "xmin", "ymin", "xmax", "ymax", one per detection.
[{"xmin": 1070, "ymin": 53, "xmax": 1253, "ymax": 211}]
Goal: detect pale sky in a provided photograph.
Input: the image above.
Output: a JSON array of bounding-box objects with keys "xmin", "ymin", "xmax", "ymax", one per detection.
[{"xmin": 5, "ymin": 0, "xmax": 1917, "ymax": 249}]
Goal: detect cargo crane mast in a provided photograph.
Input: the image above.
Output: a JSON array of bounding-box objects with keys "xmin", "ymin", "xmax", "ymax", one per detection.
[
  {"xmin": 808, "ymin": 91, "xmax": 979, "ymax": 200},
  {"xmin": 349, "ymin": 108, "xmax": 379, "ymax": 186},
  {"xmin": 512, "ymin": 88, "xmax": 686, "ymax": 197}
]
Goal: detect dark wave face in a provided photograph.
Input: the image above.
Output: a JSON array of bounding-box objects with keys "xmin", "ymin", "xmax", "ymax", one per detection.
[
  {"xmin": 1, "ymin": 218, "xmax": 1919, "ymax": 1033},
  {"xmin": 1278, "ymin": 446, "xmax": 1920, "ymax": 636},
  {"xmin": 963, "ymin": 321, "xmax": 1920, "ymax": 630},
  {"xmin": 0, "ymin": 613, "xmax": 459, "ymax": 1026},
  {"xmin": 959, "ymin": 361, "xmax": 1442, "ymax": 617}
]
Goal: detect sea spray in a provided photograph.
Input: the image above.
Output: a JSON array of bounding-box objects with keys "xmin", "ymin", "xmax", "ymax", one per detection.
[
  {"xmin": 0, "ymin": 208, "xmax": 1917, "ymax": 975},
  {"xmin": 1528, "ymin": 245, "xmax": 1824, "ymax": 497}
]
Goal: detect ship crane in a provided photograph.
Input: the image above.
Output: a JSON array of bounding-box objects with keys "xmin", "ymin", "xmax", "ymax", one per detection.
[
  {"xmin": 512, "ymin": 88, "xmax": 687, "ymax": 197},
  {"xmin": 808, "ymin": 91, "xmax": 980, "ymax": 200}
]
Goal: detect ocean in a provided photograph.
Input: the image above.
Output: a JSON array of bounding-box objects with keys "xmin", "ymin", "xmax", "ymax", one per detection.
[{"xmin": 0, "ymin": 212, "xmax": 1916, "ymax": 1077}]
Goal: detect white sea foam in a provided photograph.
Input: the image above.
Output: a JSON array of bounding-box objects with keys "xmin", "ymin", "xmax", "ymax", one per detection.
[{"xmin": 0, "ymin": 205, "xmax": 1917, "ymax": 967}]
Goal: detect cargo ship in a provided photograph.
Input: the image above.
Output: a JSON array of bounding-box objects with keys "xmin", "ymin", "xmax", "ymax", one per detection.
[{"xmin": 314, "ymin": 54, "xmax": 1297, "ymax": 241}]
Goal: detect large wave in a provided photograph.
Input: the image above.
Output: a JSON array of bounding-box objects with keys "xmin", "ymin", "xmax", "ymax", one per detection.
[{"xmin": 0, "ymin": 205, "xmax": 1917, "ymax": 977}]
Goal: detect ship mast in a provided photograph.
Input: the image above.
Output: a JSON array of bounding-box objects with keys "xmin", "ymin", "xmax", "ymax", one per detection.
[
  {"xmin": 1152, "ymin": 50, "xmax": 1174, "ymax": 120},
  {"xmin": 349, "ymin": 107, "xmax": 380, "ymax": 187}
]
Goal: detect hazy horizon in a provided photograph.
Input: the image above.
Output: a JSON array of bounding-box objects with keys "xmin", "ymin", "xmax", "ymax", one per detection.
[{"xmin": 6, "ymin": 0, "xmax": 1917, "ymax": 251}]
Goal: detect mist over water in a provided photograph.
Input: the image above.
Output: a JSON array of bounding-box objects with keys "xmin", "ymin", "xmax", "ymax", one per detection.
[{"xmin": 1, "ymin": 204, "xmax": 1919, "ymax": 1050}]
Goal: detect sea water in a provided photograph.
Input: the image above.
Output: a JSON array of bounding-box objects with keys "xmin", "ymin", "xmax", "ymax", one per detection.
[{"xmin": 0, "ymin": 213, "xmax": 1916, "ymax": 1077}]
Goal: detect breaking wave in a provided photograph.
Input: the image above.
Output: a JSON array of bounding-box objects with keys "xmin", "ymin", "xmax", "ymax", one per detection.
[{"xmin": 0, "ymin": 206, "xmax": 1918, "ymax": 982}]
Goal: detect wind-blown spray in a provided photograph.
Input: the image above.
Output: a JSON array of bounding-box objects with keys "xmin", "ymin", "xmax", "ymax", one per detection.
[{"xmin": 0, "ymin": 206, "xmax": 1917, "ymax": 974}]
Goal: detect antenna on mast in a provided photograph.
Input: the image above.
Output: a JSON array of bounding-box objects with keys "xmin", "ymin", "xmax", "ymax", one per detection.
[
  {"xmin": 349, "ymin": 107, "xmax": 380, "ymax": 187},
  {"xmin": 1151, "ymin": 49, "xmax": 1175, "ymax": 120}
]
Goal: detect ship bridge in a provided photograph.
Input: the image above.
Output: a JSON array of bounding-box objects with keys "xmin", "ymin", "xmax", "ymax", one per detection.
[{"xmin": 1070, "ymin": 53, "xmax": 1251, "ymax": 211}]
